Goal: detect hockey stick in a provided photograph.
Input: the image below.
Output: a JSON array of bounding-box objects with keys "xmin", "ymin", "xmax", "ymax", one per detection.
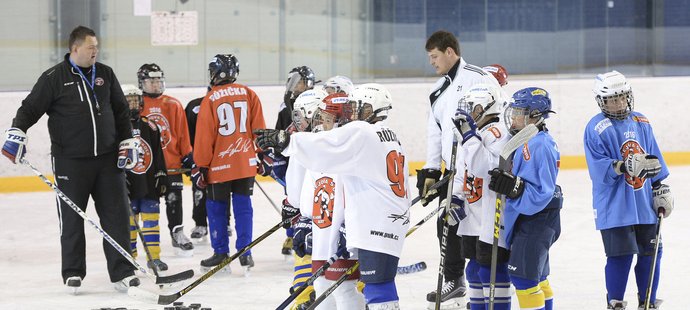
[
  {"xmin": 434, "ymin": 135, "xmax": 460, "ymax": 310},
  {"xmin": 126, "ymin": 205, "xmax": 160, "ymax": 277},
  {"xmin": 254, "ymin": 180, "xmax": 282, "ymax": 214},
  {"xmin": 410, "ymin": 174, "xmax": 452, "ymax": 206},
  {"xmin": 643, "ymin": 214, "xmax": 663, "ymax": 310},
  {"xmin": 397, "ymin": 261, "xmax": 427, "ymax": 275},
  {"xmin": 167, "ymin": 168, "xmax": 190, "ymax": 173},
  {"xmin": 129, "ymin": 215, "xmax": 297, "ymax": 305},
  {"xmin": 488, "ymin": 124, "xmax": 538, "ymax": 310},
  {"xmin": 21, "ymin": 159, "xmax": 194, "ymax": 285}
]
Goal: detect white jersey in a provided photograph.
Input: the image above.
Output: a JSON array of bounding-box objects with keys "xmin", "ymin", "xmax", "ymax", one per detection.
[
  {"xmin": 285, "ymin": 165, "xmax": 347, "ymax": 261},
  {"xmin": 424, "ymin": 58, "xmax": 499, "ymax": 173},
  {"xmin": 453, "ymin": 118, "xmax": 510, "ymax": 249},
  {"xmin": 283, "ymin": 120, "xmax": 411, "ymax": 258}
]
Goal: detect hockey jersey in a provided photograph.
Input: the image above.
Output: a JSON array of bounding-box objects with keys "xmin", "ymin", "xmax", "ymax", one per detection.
[
  {"xmin": 141, "ymin": 94, "xmax": 193, "ymax": 174},
  {"xmin": 185, "ymin": 96, "xmax": 204, "ymax": 147},
  {"xmin": 584, "ymin": 112, "xmax": 669, "ymax": 230},
  {"xmin": 126, "ymin": 116, "xmax": 167, "ymax": 200},
  {"xmin": 283, "ymin": 120, "xmax": 410, "ymax": 258},
  {"xmin": 193, "ymin": 83, "xmax": 266, "ymax": 183},
  {"xmin": 454, "ymin": 117, "xmax": 510, "ymax": 248},
  {"xmin": 502, "ymin": 131, "xmax": 560, "ymax": 246}
]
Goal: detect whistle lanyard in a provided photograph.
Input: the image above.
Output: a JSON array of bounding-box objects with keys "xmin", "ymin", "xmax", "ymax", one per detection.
[{"xmin": 69, "ymin": 59, "xmax": 100, "ymax": 112}]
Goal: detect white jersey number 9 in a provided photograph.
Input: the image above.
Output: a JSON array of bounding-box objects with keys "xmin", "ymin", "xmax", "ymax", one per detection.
[{"xmin": 217, "ymin": 101, "xmax": 248, "ymax": 136}]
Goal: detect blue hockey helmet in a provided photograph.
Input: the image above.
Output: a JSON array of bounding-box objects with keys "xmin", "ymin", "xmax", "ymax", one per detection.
[
  {"xmin": 208, "ymin": 54, "xmax": 239, "ymax": 86},
  {"xmin": 505, "ymin": 87, "xmax": 554, "ymax": 134}
]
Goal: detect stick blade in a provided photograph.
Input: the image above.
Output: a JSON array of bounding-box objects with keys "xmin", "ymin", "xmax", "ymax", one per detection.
[
  {"xmin": 500, "ymin": 124, "xmax": 538, "ymax": 160},
  {"xmin": 154, "ymin": 269, "xmax": 194, "ymax": 284}
]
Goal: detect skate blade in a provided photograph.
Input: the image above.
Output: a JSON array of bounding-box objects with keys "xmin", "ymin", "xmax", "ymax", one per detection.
[
  {"xmin": 242, "ymin": 266, "xmax": 251, "ymax": 277},
  {"xmin": 426, "ymin": 297, "xmax": 467, "ymax": 310},
  {"xmin": 191, "ymin": 236, "xmax": 209, "ymax": 244},
  {"xmin": 174, "ymin": 248, "xmax": 194, "ymax": 257},
  {"xmin": 68, "ymin": 287, "xmax": 79, "ymax": 295},
  {"xmin": 200, "ymin": 265, "xmax": 231, "ymax": 274}
]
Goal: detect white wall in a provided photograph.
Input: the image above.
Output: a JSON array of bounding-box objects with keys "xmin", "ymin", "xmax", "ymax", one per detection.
[{"xmin": 2, "ymin": 76, "xmax": 689, "ymax": 177}]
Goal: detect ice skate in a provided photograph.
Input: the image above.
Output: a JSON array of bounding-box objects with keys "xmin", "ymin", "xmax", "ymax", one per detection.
[
  {"xmin": 147, "ymin": 258, "xmax": 168, "ymax": 272},
  {"xmin": 171, "ymin": 225, "xmax": 194, "ymax": 257},
  {"xmin": 239, "ymin": 254, "xmax": 254, "ymax": 277},
  {"xmin": 65, "ymin": 276, "xmax": 81, "ymax": 295},
  {"xmin": 200, "ymin": 253, "xmax": 231, "ymax": 273},
  {"xmin": 426, "ymin": 277, "xmax": 467, "ymax": 310},
  {"xmin": 608, "ymin": 299, "xmax": 628, "ymax": 310},
  {"xmin": 282, "ymin": 237, "xmax": 293, "ymax": 258},
  {"xmin": 190, "ymin": 225, "xmax": 209, "ymax": 244},
  {"xmin": 113, "ymin": 275, "xmax": 140, "ymax": 293},
  {"xmin": 638, "ymin": 299, "xmax": 663, "ymax": 309}
]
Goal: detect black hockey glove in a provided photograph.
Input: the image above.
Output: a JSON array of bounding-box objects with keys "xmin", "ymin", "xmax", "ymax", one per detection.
[
  {"xmin": 488, "ymin": 168, "xmax": 525, "ymax": 199},
  {"xmin": 154, "ymin": 170, "xmax": 168, "ymax": 196},
  {"xmin": 254, "ymin": 129, "xmax": 290, "ymax": 154},
  {"xmin": 416, "ymin": 168, "xmax": 442, "ymax": 206},
  {"xmin": 281, "ymin": 198, "xmax": 300, "ymax": 229},
  {"xmin": 292, "ymin": 216, "xmax": 312, "ymax": 258},
  {"xmin": 191, "ymin": 166, "xmax": 208, "ymax": 190},
  {"xmin": 181, "ymin": 153, "xmax": 195, "ymax": 177}
]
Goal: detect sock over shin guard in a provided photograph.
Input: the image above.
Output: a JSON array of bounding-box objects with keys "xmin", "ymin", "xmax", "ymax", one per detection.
[
  {"xmin": 479, "ymin": 263, "xmax": 511, "ymax": 309},
  {"xmin": 465, "ymin": 259, "xmax": 485, "ymax": 310},
  {"xmin": 540, "ymin": 278, "xmax": 553, "ymax": 310},
  {"xmin": 511, "ymin": 276, "xmax": 544, "ymax": 310},
  {"xmin": 231, "ymin": 193, "xmax": 253, "ymax": 254},
  {"xmin": 129, "ymin": 213, "xmax": 139, "ymax": 258},
  {"xmin": 634, "ymin": 246, "xmax": 662, "ymax": 304},
  {"xmin": 206, "ymin": 199, "xmax": 230, "ymax": 254},
  {"xmin": 606, "ymin": 254, "xmax": 633, "ymax": 302},
  {"xmin": 293, "ymin": 254, "xmax": 314, "ymax": 306},
  {"xmin": 363, "ymin": 280, "xmax": 398, "ymax": 305}
]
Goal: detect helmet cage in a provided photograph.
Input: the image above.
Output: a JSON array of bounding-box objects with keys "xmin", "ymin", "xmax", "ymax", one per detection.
[{"xmin": 596, "ymin": 91, "xmax": 634, "ymax": 120}]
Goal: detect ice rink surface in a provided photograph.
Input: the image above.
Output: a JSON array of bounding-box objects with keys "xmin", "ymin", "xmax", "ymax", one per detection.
[{"xmin": 1, "ymin": 166, "xmax": 688, "ymax": 310}]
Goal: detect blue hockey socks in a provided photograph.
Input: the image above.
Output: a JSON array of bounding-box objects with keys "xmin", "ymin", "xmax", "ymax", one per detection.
[
  {"xmin": 232, "ymin": 193, "xmax": 253, "ymax": 255},
  {"xmin": 606, "ymin": 254, "xmax": 633, "ymax": 302},
  {"xmin": 207, "ymin": 199, "xmax": 229, "ymax": 254}
]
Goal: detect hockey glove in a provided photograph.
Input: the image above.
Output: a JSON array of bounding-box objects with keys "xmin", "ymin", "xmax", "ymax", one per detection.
[
  {"xmin": 191, "ymin": 166, "xmax": 208, "ymax": 190},
  {"xmin": 181, "ymin": 153, "xmax": 196, "ymax": 177},
  {"xmin": 254, "ymin": 129, "xmax": 290, "ymax": 154},
  {"xmin": 292, "ymin": 216, "xmax": 313, "ymax": 258},
  {"xmin": 652, "ymin": 182, "xmax": 673, "ymax": 218},
  {"xmin": 337, "ymin": 223, "xmax": 350, "ymax": 259},
  {"xmin": 2, "ymin": 128, "xmax": 27, "ymax": 164},
  {"xmin": 441, "ymin": 195, "xmax": 467, "ymax": 226},
  {"xmin": 488, "ymin": 168, "xmax": 525, "ymax": 199},
  {"xmin": 154, "ymin": 170, "xmax": 168, "ymax": 196},
  {"xmin": 117, "ymin": 138, "xmax": 142, "ymax": 170},
  {"xmin": 258, "ymin": 150, "xmax": 288, "ymax": 185},
  {"xmin": 452, "ymin": 109, "xmax": 480, "ymax": 144},
  {"xmin": 617, "ymin": 153, "xmax": 661, "ymax": 179},
  {"xmin": 416, "ymin": 168, "xmax": 442, "ymax": 206},
  {"xmin": 281, "ymin": 198, "xmax": 300, "ymax": 229}
]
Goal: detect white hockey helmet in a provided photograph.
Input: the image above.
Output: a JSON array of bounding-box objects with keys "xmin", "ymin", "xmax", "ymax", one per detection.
[
  {"xmin": 458, "ymin": 83, "xmax": 502, "ymax": 123},
  {"xmin": 122, "ymin": 84, "xmax": 143, "ymax": 118},
  {"xmin": 323, "ymin": 75, "xmax": 354, "ymax": 95},
  {"xmin": 349, "ymin": 83, "xmax": 393, "ymax": 123},
  {"xmin": 593, "ymin": 70, "xmax": 634, "ymax": 120},
  {"xmin": 292, "ymin": 88, "xmax": 328, "ymax": 132}
]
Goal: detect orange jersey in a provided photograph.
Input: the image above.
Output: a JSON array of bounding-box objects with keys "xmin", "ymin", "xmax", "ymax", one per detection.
[
  {"xmin": 194, "ymin": 83, "xmax": 266, "ymax": 183},
  {"xmin": 142, "ymin": 94, "xmax": 193, "ymax": 173}
]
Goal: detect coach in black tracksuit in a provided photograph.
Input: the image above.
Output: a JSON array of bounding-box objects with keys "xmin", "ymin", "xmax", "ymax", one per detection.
[{"xmin": 8, "ymin": 26, "xmax": 136, "ymax": 286}]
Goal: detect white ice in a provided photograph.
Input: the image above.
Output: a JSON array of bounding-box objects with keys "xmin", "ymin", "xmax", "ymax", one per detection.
[{"xmin": 1, "ymin": 167, "xmax": 689, "ymax": 310}]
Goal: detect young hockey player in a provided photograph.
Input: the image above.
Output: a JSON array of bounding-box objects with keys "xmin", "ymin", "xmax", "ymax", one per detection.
[
  {"xmin": 193, "ymin": 54, "xmax": 266, "ymax": 273},
  {"xmin": 323, "ymin": 75, "xmax": 354, "ymax": 95},
  {"xmin": 420, "ymin": 30, "xmax": 501, "ymax": 307},
  {"xmin": 450, "ymin": 83, "xmax": 512, "ymax": 310},
  {"xmin": 583, "ymin": 71, "xmax": 672, "ymax": 310},
  {"xmin": 276, "ymin": 65, "xmax": 318, "ymax": 256},
  {"xmin": 121, "ymin": 84, "xmax": 169, "ymax": 272},
  {"xmin": 256, "ymin": 83, "xmax": 410, "ymax": 309},
  {"xmin": 487, "ymin": 87, "xmax": 562, "ymax": 310},
  {"xmin": 138, "ymin": 63, "xmax": 196, "ymax": 256},
  {"xmin": 285, "ymin": 92, "xmax": 365, "ymax": 309},
  {"xmin": 185, "ymin": 94, "xmax": 210, "ymax": 243}
]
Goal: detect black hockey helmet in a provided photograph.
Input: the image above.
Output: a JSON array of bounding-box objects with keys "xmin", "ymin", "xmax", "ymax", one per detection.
[
  {"xmin": 287, "ymin": 66, "xmax": 316, "ymax": 90},
  {"xmin": 209, "ymin": 54, "xmax": 240, "ymax": 86},
  {"xmin": 137, "ymin": 63, "xmax": 165, "ymax": 97}
]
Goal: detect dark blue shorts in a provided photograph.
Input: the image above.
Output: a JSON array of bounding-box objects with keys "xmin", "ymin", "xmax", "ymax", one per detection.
[
  {"xmin": 600, "ymin": 223, "xmax": 660, "ymax": 257},
  {"xmin": 358, "ymin": 248, "xmax": 399, "ymax": 283},
  {"xmin": 507, "ymin": 208, "xmax": 561, "ymax": 282}
]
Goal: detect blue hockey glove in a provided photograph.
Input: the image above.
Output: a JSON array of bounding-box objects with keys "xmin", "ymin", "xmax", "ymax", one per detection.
[
  {"xmin": 258, "ymin": 150, "xmax": 288, "ymax": 186},
  {"xmin": 117, "ymin": 138, "xmax": 142, "ymax": 170},
  {"xmin": 337, "ymin": 223, "xmax": 350, "ymax": 259},
  {"xmin": 452, "ymin": 109, "xmax": 479, "ymax": 144},
  {"xmin": 191, "ymin": 166, "xmax": 208, "ymax": 190},
  {"xmin": 488, "ymin": 168, "xmax": 525, "ymax": 199},
  {"xmin": 254, "ymin": 129, "xmax": 290, "ymax": 153},
  {"xmin": 181, "ymin": 153, "xmax": 196, "ymax": 177},
  {"xmin": 292, "ymin": 216, "xmax": 312, "ymax": 258},
  {"xmin": 2, "ymin": 128, "xmax": 27, "ymax": 164},
  {"xmin": 441, "ymin": 195, "xmax": 466, "ymax": 226}
]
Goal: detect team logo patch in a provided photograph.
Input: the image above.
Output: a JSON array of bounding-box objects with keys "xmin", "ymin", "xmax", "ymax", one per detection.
[
  {"xmin": 632, "ymin": 115, "xmax": 649, "ymax": 123},
  {"xmin": 620, "ymin": 140, "xmax": 646, "ymax": 189},
  {"xmin": 522, "ymin": 143, "xmax": 531, "ymax": 161},
  {"xmin": 312, "ymin": 177, "xmax": 335, "ymax": 229},
  {"xmin": 145, "ymin": 113, "xmax": 172, "ymax": 149},
  {"xmin": 463, "ymin": 170, "xmax": 483, "ymax": 204},
  {"xmin": 95, "ymin": 77, "xmax": 104, "ymax": 86},
  {"xmin": 131, "ymin": 136, "xmax": 152, "ymax": 175},
  {"xmin": 531, "ymin": 88, "xmax": 547, "ymax": 96}
]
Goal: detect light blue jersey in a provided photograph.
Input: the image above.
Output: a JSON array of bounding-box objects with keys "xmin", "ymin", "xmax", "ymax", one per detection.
[
  {"xmin": 583, "ymin": 112, "xmax": 669, "ymax": 230},
  {"xmin": 503, "ymin": 131, "xmax": 560, "ymax": 245}
]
